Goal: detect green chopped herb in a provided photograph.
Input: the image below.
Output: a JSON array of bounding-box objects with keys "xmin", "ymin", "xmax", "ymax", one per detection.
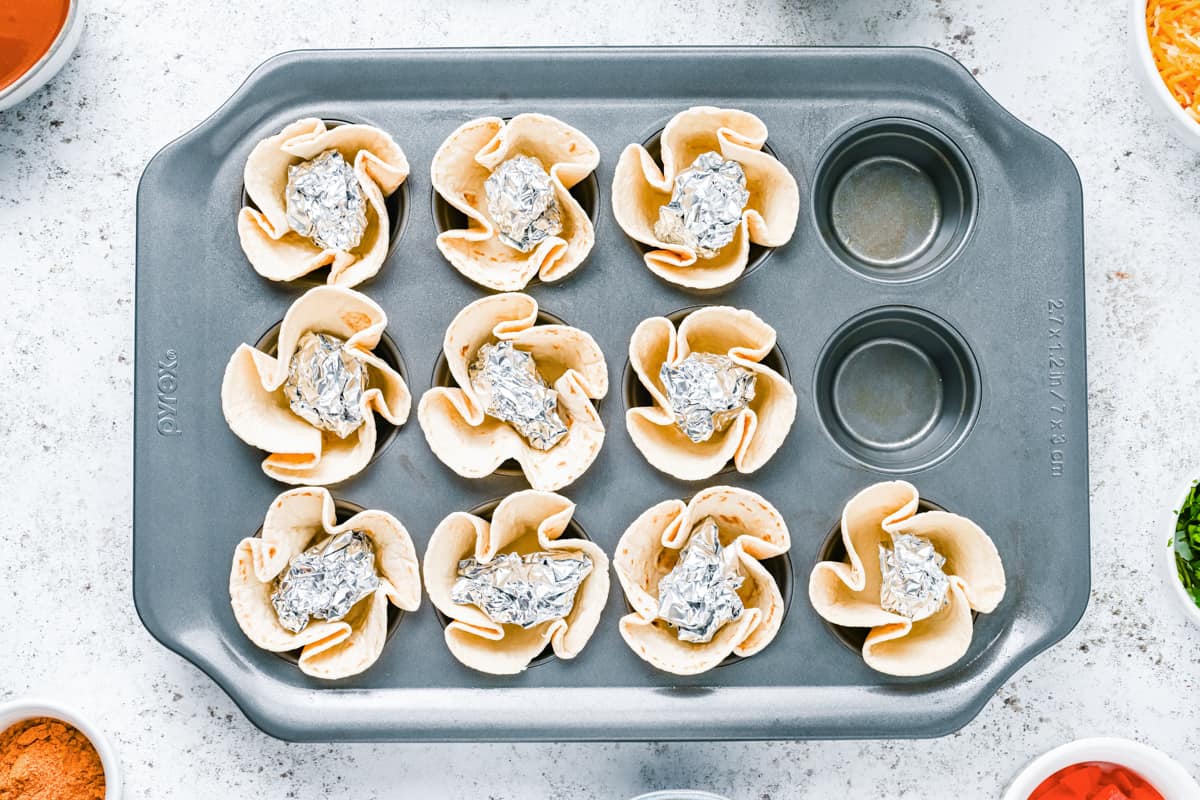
[{"xmin": 1172, "ymin": 480, "xmax": 1200, "ymax": 606}]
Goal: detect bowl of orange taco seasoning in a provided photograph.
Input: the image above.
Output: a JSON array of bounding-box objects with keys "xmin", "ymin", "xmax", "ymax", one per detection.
[
  {"xmin": 0, "ymin": 698, "xmax": 120, "ymax": 800},
  {"xmin": 0, "ymin": 0, "xmax": 84, "ymax": 112}
]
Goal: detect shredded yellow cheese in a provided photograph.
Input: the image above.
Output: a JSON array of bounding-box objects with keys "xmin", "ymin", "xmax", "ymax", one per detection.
[{"xmin": 1148, "ymin": 0, "xmax": 1200, "ymax": 120}]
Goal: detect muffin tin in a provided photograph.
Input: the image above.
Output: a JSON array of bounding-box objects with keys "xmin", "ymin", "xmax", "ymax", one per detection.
[{"xmin": 133, "ymin": 47, "xmax": 1089, "ymax": 741}]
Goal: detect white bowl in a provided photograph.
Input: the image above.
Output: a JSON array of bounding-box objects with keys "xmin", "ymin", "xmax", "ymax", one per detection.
[
  {"xmin": 0, "ymin": 698, "xmax": 121, "ymax": 799},
  {"xmin": 1163, "ymin": 476, "xmax": 1200, "ymax": 627},
  {"xmin": 0, "ymin": 0, "xmax": 85, "ymax": 112},
  {"xmin": 1129, "ymin": 0, "xmax": 1200, "ymax": 151},
  {"xmin": 1003, "ymin": 737, "xmax": 1199, "ymax": 800}
]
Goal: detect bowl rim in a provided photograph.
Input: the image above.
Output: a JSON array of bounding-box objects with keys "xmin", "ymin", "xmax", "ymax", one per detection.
[
  {"xmin": 1002, "ymin": 736, "xmax": 1200, "ymax": 799},
  {"xmin": 0, "ymin": 0, "xmax": 83, "ymax": 103},
  {"xmin": 0, "ymin": 697, "xmax": 121, "ymax": 800},
  {"xmin": 1163, "ymin": 475, "xmax": 1200, "ymax": 627},
  {"xmin": 1129, "ymin": 0, "xmax": 1200, "ymax": 145},
  {"xmin": 628, "ymin": 793, "xmax": 731, "ymax": 800}
]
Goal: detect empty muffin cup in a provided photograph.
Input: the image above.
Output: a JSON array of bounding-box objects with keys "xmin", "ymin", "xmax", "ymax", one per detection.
[
  {"xmin": 814, "ymin": 118, "xmax": 975, "ymax": 282},
  {"xmin": 814, "ymin": 306, "xmax": 979, "ymax": 472}
]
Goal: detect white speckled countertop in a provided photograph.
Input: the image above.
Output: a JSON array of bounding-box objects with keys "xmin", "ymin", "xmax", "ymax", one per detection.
[{"xmin": 1, "ymin": 1, "xmax": 1198, "ymax": 797}]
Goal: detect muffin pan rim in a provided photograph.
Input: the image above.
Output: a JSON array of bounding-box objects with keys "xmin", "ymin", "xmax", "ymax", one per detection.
[{"xmin": 132, "ymin": 46, "xmax": 1089, "ymax": 742}]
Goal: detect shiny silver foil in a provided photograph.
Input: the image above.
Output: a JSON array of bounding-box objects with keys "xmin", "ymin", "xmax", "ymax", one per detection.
[
  {"xmin": 659, "ymin": 352, "xmax": 757, "ymax": 444},
  {"xmin": 484, "ymin": 155, "xmax": 562, "ymax": 252},
  {"xmin": 879, "ymin": 533, "xmax": 951, "ymax": 621},
  {"xmin": 468, "ymin": 340, "xmax": 567, "ymax": 450},
  {"xmin": 285, "ymin": 149, "xmax": 368, "ymax": 251},
  {"xmin": 271, "ymin": 531, "xmax": 380, "ymax": 634},
  {"xmin": 653, "ymin": 151, "xmax": 750, "ymax": 258},
  {"xmin": 656, "ymin": 517, "xmax": 745, "ymax": 643},
  {"xmin": 451, "ymin": 550, "xmax": 593, "ymax": 628},
  {"xmin": 284, "ymin": 331, "xmax": 368, "ymax": 439}
]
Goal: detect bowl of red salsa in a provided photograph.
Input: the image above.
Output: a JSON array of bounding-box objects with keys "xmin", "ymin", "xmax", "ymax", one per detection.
[
  {"xmin": 0, "ymin": 0, "xmax": 83, "ymax": 111},
  {"xmin": 1029, "ymin": 762, "xmax": 1163, "ymax": 800},
  {"xmin": 1004, "ymin": 738, "xmax": 1198, "ymax": 800}
]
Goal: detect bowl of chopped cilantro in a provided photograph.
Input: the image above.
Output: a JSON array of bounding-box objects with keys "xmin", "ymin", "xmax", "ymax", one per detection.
[{"xmin": 1166, "ymin": 479, "xmax": 1200, "ymax": 624}]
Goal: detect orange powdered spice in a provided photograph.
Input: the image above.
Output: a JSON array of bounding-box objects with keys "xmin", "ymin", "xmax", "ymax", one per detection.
[
  {"xmin": 0, "ymin": 717, "xmax": 105, "ymax": 800},
  {"xmin": 1147, "ymin": 0, "xmax": 1200, "ymax": 121}
]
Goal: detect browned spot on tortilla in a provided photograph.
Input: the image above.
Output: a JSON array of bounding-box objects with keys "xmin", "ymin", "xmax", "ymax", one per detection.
[
  {"xmin": 271, "ymin": 452, "xmax": 312, "ymax": 465},
  {"xmin": 872, "ymin": 622, "xmax": 906, "ymax": 637},
  {"xmin": 654, "ymin": 549, "xmax": 676, "ymax": 572},
  {"xmin": 341, "ymin": 311, "xmax": 372, "ymax": 330}
]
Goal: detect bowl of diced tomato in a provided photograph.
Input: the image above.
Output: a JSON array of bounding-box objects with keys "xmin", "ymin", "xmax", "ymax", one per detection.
[{"xmin": 1003, "ymin": 738, "xmax": 1198, "ymax": 800}]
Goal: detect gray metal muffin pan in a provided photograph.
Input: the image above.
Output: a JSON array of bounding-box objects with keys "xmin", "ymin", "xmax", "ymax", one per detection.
[{"xmin": 133, "ymin": 47, "xmax": 1089, "ymax": 741}]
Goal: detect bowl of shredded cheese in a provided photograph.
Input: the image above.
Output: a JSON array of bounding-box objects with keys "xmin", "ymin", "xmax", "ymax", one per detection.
[{"xmin": 1133, "ymin": 0, "xmax": 1200, "ymax": 149}]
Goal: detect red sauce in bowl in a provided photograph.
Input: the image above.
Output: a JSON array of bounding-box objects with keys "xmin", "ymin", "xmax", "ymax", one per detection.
[
  {"xmin": 1029, "ymin": 761, "xmax": 1165, "ymax": 800},
  {"xmin": 0, "ymin": 0, "xmax": 71, "ymax": 92}
]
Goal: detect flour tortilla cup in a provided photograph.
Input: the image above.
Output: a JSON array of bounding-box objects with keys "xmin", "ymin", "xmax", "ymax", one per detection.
[
  {"xmin": 228, "ymin": 486, "xmax": 421, "ymax": 680},
  {"xmin": 807, "ymin": 480, "xmax": 1007, "ymax": 677},
  {"xmin": 861, "ymin": 581, "xmax": 976, "ymax": 677},
  {"xmin": 238, "ymin": 117, "xmax": 409, "ymax": 287},
  {"xmin": 625, "ymin": 306, "xmax": 796, "ymax": 481},
  {"xmin": 432, "ymin": 113, "xmax": 600, "ymax": 291},
  {"xmin": 220, "ymin": 285, "xmax": 411, "ymax": 485},
  {"xmin": 417, "ymin": 292, "xmax": 607, "ymax": 491},
  {"xmin": 423, "ymin": 490, "xmax": 610, "ymax": 675},
  {"xmin": 610, "ymin": 106, "xmax": 800, "ymax": 290},
  {"xmin": 614, "ymin": 486, "xmax": 790, "ymax": 675}
]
